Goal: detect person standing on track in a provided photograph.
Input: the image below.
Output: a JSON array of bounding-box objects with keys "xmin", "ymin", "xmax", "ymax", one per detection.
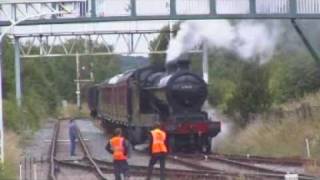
[
  {"xmin": 146, "ymin": 122, "xmax": 168, "ymax": 180},
  {"xmin": 68, "ymin": 119, "xmax": 78, "ymax": 156},
  {"xmin": 106, "ymin": 128, "xmax": 130, "ymax": 180}
]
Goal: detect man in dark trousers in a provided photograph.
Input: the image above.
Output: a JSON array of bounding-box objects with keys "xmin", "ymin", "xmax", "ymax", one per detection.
[
  {"xmin": 106, "ymin": 128, "xmax": 130, "ymax": 180},
  {"xmin": 68, "ymin": 119, "xmax": 78, "ymax": 156},
  {"xmin": 146, "ymin": 122, "xmax": 168, "ymax": 180}
]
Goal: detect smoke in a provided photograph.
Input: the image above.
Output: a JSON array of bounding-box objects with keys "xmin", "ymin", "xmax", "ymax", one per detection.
[
  {"xmin": 211, "ymin": 120, "xmax": 234, "ymax": 152},
  {"xmin": 166, "ymin": 20, "xmax": 282, "ymax": 63},
  {"xmin": 234, "ymin": 21, "xmax": 280, "ymax": 62}
]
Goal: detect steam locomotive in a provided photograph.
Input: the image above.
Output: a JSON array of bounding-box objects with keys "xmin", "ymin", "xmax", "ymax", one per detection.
[{"xmin": 87, "ymin": 55, "xmax": 221, "ymax": 153}]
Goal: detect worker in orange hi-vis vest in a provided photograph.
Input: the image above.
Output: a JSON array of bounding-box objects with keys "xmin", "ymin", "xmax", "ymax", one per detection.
[
  {"xmin": 106, "ymin": 128, "xmax": 130, "ymax": 180},
  {"xmin": 146, "ymin": 122, "xmax": 168, "ymax": 180}
]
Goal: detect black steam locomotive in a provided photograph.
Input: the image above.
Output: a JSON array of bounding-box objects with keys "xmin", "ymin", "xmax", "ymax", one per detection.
[{"xmin": 87, "ymin": 55, "xmax": 221, "ymax": 153}]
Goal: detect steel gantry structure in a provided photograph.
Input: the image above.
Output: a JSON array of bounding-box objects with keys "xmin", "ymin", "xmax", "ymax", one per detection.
[
  {"xmin": 12, "ymin": 30, "xmax": 184, "ymax": 58},
  {"xmin": 2, "ymin": 0, "xmax": 320, "ymax": 26},
  {"xmin": 1, "ymin": 0, "xmax": 320, "ymax": 163}
]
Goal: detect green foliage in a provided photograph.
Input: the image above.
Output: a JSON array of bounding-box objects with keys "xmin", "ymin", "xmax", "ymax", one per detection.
[
  {"xmin": 149, "ymin": 23, "xmax": 180, "ymax": 66},
  {"xmin": 207, "ymin": 52, "xmax": 271, "ymax": 126},
  {"xmin": 82, "ymin": 55, "xmax": 121, "ymax": 82},
  {"xmin": 268, "ymin": 53, "xmax": 320, "ymax": 104},
  {"xmin": 2, "ymin": 36, "xmax": 121, "ymax": 132},
  {"xmin": 227, "ymin": 61, "xmax": 271, "ymax": 125},
  {"xmin": 4, "ymin": 91, "xmax": 49, "ymax": 132},
  {"xmin": 207, "ymin": 51, "xmax": 242, "ymax": 108},
  {"xmin": 0, "ymin": 163, "xmax": 16, "ymax": 180},
  {"xmin": 216, "ymin": 110, "xmax": 320, "ymax": 159},
  {"xmin": 3, "ymin": 36, "xmax": 15, "ymax": 98},
  {"xmin": 208, "ymin": 79, "xmax": 236, "ymax": 111}
]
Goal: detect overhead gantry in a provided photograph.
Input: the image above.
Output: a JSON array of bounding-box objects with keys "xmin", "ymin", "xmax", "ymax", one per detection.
[{"xmin": 1, "ymin": 0, "xmax": 320, "ymax": 27}]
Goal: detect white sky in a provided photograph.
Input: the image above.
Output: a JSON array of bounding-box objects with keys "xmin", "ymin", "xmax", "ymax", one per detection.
[
  {"xmin": 1, "ymin": 0, "xmax": 319, "ymax": 54},
  {"xmin": 0, "ymin": 0, "xmax": 247, "ymax": 54}
]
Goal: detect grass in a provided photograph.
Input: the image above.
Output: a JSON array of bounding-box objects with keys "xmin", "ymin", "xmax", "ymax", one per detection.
[
  {"xmin": 216, "ymin": 118, "xmax": 320, "ymax": 157},
  {"xmin": 57, "ymin": 103, "xmax": 90, "ymax": 118},
  {"xmin": 0, "ymin": 131, "xmax": 21, "ymax": 180},
  {"xmin": 216, "ymin": 91, "xmax": 320, "ymax": 160},
  {"xmin": 277, "ymin": 91, "xmax": 320, "ymax": 111}
]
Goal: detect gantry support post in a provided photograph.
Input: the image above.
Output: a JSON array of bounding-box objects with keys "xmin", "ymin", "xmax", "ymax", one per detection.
[
  {"xmin": 0, "ymin": 39, "xmax": 4, "ymax": 163},
  {"xmin": 14, "ymin": 37, "xmax": 22, "ymax": 106},
  {"xmin": 291, "ymin": 19, "xmax": 320, "ymax": 63},
  {"xmin": 131, "ymin": 0, "xmax": 136, "ymax": 17},
  {"xmin": 170, "ymin": 0, "xmax": 176, "ymax": 17},
  {"xmin": 91, "ymin": 0, "xmax": 96, "ymax": 17},
  {"xmin": 76, "ymin": 53, "xmax": 81, "ymax": 110},
  {"xmin": 210, "ymin": 0, "xmax": 216, "ymax": 15},
  {"xmin": 249, "ymin": 0, "xmax": 256, "ymax": 15},
  {"xmin": 290, "ymin": 0, "xmax": 297, "ymax": 16}
]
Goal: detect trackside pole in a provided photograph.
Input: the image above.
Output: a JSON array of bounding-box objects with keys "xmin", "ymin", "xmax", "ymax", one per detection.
[
  {"xmin": 14, "ymin": 37, "xmax": 22, "ymax": 106},
  {"xmin": 0, "ymin": 40, "xmax": 4, "ymax": 163},
  {"xmin": 202, "ymin": 42, "xmax": 208, "ymax": 84},
  {"xmin": 76, "ymin": 53, "xmax": 81, "ymax": 110}
]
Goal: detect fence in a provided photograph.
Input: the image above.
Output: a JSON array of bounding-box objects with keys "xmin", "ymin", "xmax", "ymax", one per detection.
[
  {"xmin": 247, "ymin": 102, "xmax": 320, "ymax": 123},
  {"xmin": 20, "ymin": 154, "xmax": 47, "ymax": 180}
]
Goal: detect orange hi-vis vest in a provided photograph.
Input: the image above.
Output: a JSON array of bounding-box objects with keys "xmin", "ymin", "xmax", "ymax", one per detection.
[
  {"xmin": 110, "ymin": 136, "xmax": 127, "ymax": 160},
  {"xmin": 151, "ymin": 128, "xmax": 168, "ymax": 154}
]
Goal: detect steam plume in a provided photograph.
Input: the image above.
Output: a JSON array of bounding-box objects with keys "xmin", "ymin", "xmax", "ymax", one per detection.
[{"xmin": 166, "ymin": 20, "xmax": 281, "ymax": 63}]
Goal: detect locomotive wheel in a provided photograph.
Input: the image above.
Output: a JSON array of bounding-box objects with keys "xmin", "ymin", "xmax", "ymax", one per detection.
[{"xmin": 203, "ymin": 136, "xmax": 212, "ymax": 154}]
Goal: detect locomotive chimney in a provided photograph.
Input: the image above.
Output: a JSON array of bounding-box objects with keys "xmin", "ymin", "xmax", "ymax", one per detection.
[
  {"xmin": 177, "ymin": 59, "xmax": 190, "ymax": 71},
  {"xmin": 177, "ymin": 54, "xmax": 190, "ymax": 71},
  {"xmin": 166, "ymin": 54, "xmax": 190, "ymax": 73},
  {"xmin": 166, "ymin": 61, "xmax": 178, "ymax": 74}
]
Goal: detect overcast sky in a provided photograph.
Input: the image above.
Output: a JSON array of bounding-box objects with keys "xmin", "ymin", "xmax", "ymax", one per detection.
[
  {"xmin": 1, "ymin": 0, "xmax": 320, "ymax": 54},
  {"xmin": 0, "ymin": 0, "xmax": 256, "ymax": 54}
]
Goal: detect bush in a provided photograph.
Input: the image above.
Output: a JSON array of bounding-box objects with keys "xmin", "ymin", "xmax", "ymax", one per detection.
[
  {"xmin": 216, "ymin": 116, "xmax": 320, "ymax": 158},
  {"xmin": 0, "ymin": 131, "xmax": 22, "ymax": 180},
  {"xmin": 4, "ymin": 91, "xmax": 50, "ymax": 133}
]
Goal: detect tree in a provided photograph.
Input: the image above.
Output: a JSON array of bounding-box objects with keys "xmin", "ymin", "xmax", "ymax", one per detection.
[
  {"xmin": 3, "ymin": 36, "xmax": 15, "ymax": 98},
  {"xmin": 267, "ymin": 53, "xmax": 320, "ymax": 103},
  {"xmin": 149, "ymin": 23, "xmax": 180, "ymax": 66},
  {"xmin": 227, "ymin": 61, "xmax": 271, "ymax": 126}
]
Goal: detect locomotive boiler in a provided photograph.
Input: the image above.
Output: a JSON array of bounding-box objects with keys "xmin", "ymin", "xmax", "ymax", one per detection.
[{"xmin": 87, "ymin": 55, "xmax": 221, "ymax": 153}]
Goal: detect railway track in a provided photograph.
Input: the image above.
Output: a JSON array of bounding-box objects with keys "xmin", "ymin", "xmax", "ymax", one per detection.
[
  {"xmin": 49, "ymin": 120, "xmax": 106, "ymax": 180},
  {"xmin": 50, "ymin": 120, "xmax": 231, "ymax": 179},
  {"xmin": 49, "ymin": 123, "xmax": 58, "ymax": 180},
  {"xmin": 49, "ymin": 120, "xmax": 227, "ymax": 179},
  {"xmin": 48, "ymin": 119, "xmax": 318, "ymax": 180},
  {"xmin": 212, "ymin": 153, "xmax": 318, "ymax": 167},
  {"xmin": 167, "ymin": 154, "xmax": 317, "ymax": 180}
]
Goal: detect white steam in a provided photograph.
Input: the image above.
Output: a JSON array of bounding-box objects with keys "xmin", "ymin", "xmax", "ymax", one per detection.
[{"xmin": 166, "ymin": 20, "xmax": 281, "ymax": 63}]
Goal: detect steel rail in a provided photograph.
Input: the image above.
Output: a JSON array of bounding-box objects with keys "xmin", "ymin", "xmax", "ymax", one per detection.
[
  {"xmin": 213, "ymin": 153, "xmax": 312, "ymax": 166},
  {"xmin": 167, "ymin": 155, "xmax": 284, "ymax": 179},
  {"xmin": 57, "ymin": 159, "xmax": 300, "ymax": 180},
  {"xmin": 133, "ymin": 150, "xmax": 282, "ymax": 179},
  {"xmin": 92, "ymin": 158, "xmax": 231, "ymax": 176},
  {"xmin": 49, "ymin": 122, "xmax": 59, "ymax": 180},
  {"xmin": 168, "ymin": 154, "xmax": 317, "ymax": 180},
  {"xmin": 76, "ymin": 127, "xmax": 107, "ymax": 180},
  {"xmin": 207, "ymin": 155, "xmax": 316, "ymax": 179},
  {"xmin": 57, "ymin": 159, "xmax": 234, "ymax": 179},
  {"xmin": 209, "ymin": 155, "xmax": 291, "ymax": 174}
]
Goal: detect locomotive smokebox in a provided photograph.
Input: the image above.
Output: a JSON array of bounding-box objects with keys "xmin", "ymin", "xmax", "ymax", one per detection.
[
  {"xmin": 177, "ymin": 59, "xmax": 190, "ymax": 71},
  {"xmin": 166, "ymin": 54, "xmax": 190, "ymax": 73},
  {"xmin": 166, "ymin": 61, "xmax": 177, "ymax": 74}
]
